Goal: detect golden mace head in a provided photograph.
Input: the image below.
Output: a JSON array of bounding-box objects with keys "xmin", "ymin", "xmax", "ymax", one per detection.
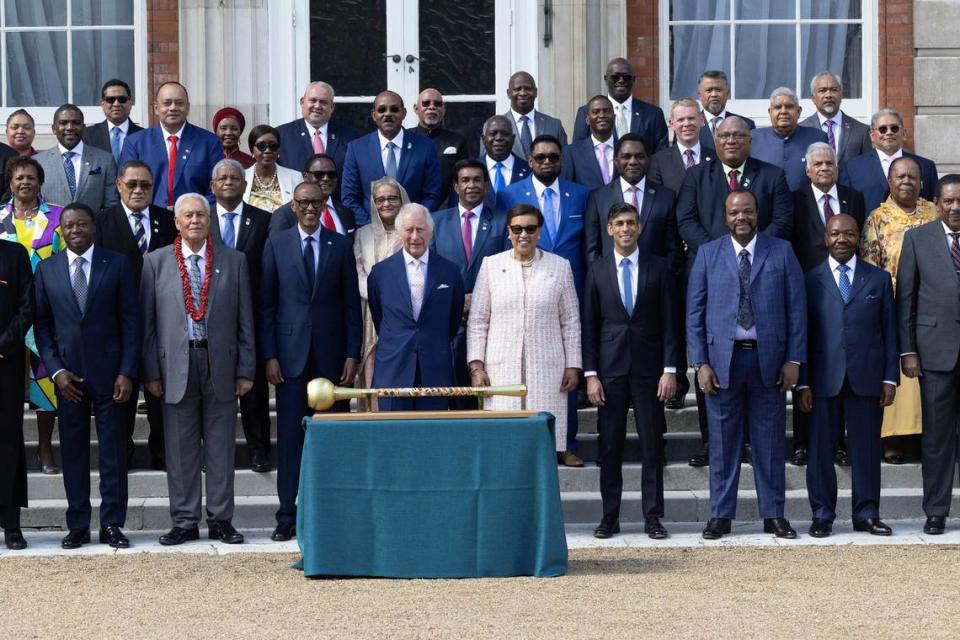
[
  {"xmin": 307, "ymin": 378, "xmax": 526, "ymax": 411},
  {"xmin": 307, "ymin": 377, "xmax": 338, "ymax": 411}
]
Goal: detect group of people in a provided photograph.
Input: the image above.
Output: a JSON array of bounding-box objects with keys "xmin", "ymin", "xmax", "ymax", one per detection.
[{"xmin": 1, "ymin": 58, "xmax": 959, "ymax": 552}]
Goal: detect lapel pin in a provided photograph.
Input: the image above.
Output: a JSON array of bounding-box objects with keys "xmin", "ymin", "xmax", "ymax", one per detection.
[
  {"xmin": 406, "ymin": 142, "xmax": 412, "ymax": 150},
  {"xmin": 331, "ymin": 133, "xmax": 336, "ymax": 140},
  {"xmin": 244, "ymin": 218, "xmax": 251, "ymax": 225},
  {"xmin": 327, "ymin": 240, "xmax": 333, "ymax": 245},
  {"xmin": 301, "ymin": 131, "xmax": 306, "ymax": 136},
  {"xmin": 215, "ymin": 268, "xmax": 221, "ymax": 274},
  {"xmin": 564, "ymin": 192, "xmax": 570, "ymax": 197},
  {"xmin": 647, "ymin": 188, "xmax": 654, "ymax": 195}
]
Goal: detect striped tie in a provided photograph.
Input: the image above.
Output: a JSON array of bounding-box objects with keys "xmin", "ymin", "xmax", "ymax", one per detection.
[
  {"xmin": 132, "ymin": 212, "xmax": 148, "ymax": 255},
  {"xmin": 951, "ymin": 233, "xmax": 960, "ymax": 271}
]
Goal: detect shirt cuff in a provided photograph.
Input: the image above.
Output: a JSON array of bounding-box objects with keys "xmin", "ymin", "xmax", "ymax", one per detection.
[
  {"xmin": 788, "ymin": 361, "xmax": 801, "ymax": 366},
  {"xmin": 584, "ymin": 371, "xmax": 598, "ymax": 378},
  {"xmin": 899, "ymin": 352, "xmax": 917, "ymax": 357},
  {"xmin": 51, "ymin": 368, "xmax": 66, "ymax": 381},
  {"xmin": 883, "ymin": 380, "xmax": 897, "ymax": 386},
  {"xmin": 663, "ymin": 367, "xmax": 677, "ymax": 374},
  {"xmin": 795, "ymin": 385, "xmax": 810, "ymax": 390}
]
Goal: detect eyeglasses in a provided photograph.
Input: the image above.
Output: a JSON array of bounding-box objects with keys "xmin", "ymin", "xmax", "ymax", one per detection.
[
  {"xmin": 874, "ymin": 124, "xmax": 901, "ymax": 134},
  {"xmin": 374, "ymin": 195, "xmax": 401, "ymax": 205},
  {"xmin": 531, "ymin": 153, "xmax": 561, "ymax": 163},
  {"xmin": 294, "ymin": 198, "xmax": 324, "ymax": 210},
  {"xmin": 509, "ymin": 224, "xmax": 540, "ymax": 235},
  {"xmin": 121, "ymin": 180, "xmax": 152, "ymax": 190},
  {"xmin": 716, "ymin": 132, "xmax": 749, "ymax": 141},
  {"xmin": 307, "ymin": 170, "xmax": 338, "ymax": 181},
  {"xmin": 606, "ymin": 73, "xmax": 634, "ymax": 82},
  {"xmin": 254, "ymin": 141, "xmax": 280, "ymax": 152},
  {"xmin": 102, "ymin": 96, "xmax": 130, "ymax": 104}
]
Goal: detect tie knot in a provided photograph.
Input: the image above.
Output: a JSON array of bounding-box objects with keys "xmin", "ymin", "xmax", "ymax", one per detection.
[
  {"xmin": 463, "ymin": 210, "xmax": 474, "ymax": 220},
  {"xmin": 74, "ymin": 256, "xmax": 86, "ymax": 266},
  {"xmin": 495, "ymin": 161, "xmax": 503, "ymax": 169},
  {"xmin": 685, "ymin": 149, "xmax": 694, "ymax": 158},
  {"xmin": 304, "ymin": 236, "xmax": 314, "ymax": 245},
  {"xmin": 620, "ymin": 257, "xmax": 630, "ymax": 268},
  {"xmin": 730, "ymin": 169, "xmax": 739, "ymax": 178},
  {"xmin": 168, "ymin": 135, "xmax": 178, "ymax": 143},
  {"xmin": 837, "ymin": 263, "xmax": 849, "ymax": 274},
  {"xmin": 628, "ymin": 186, "xmax": 638, "ymax": 194},
  {"xmin": 112, "ymin": 127, "xmax": 121, "ymax": 137},
  {"xmin": 132, "ymin": 212, "xmax": 143, "ymax": 222},
  {"xmin": 386, "ymin": 141, "xmax": 396, "ymax": 150},
  {"xmin": 188, "ymin": 254, "xmax": 200, "ymax": 265},
  {"xmin": 825, "ymin": 119, "xmax": 834, "ymax": 129},
  {"xmin": 951, "ymin": 232, "xmax": 960, "ymax": 240},
  {"xmin": 63, "ymin": 151, "xmax": 74, "ymax": 160},
  {"xmin": 225, "ymin": 211, "xmax": 237, "ymax": 221},
  {"xmin": 520, "ymin": 115, "xmax": 529, "ymax": 123},
  {"xmin": 739, "ymin": 249, "xmax": 749, "ymax": 260},
  {"xmin": 598, "ymin": 142, "xmax": 607, "ymax": 152}
]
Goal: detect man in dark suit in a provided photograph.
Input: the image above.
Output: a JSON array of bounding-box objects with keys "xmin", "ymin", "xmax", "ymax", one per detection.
[
  {"xmin": 795, "ymin": 214, "xmax": 897, "ymax": 538},
  {"xmin": 83, "ymin": 79, "xmax": 143, "ymax": 165},
  {"xmin": 95, "ymin": 160, "xmax": 176, "ymax": 469},
  {"xmin": 583, "ymin": 202, "xmax": 678, "ymax": 540},
  {"xmin": 750, "ymin": 87, "xmax": 828, "ymax": 191},
  {"xmin": 687, "ymin": 190, "xmax": 806, "ymax": 539},
  {"xmin": 276, "ymin": 81, "xmax": 358, "ymax": 177},
  {"xmin": 799, "ymin": 72, "xmax": 872, "ymax": 165},
  {"xmin": 209, "ymin": 159, "xmax": 272, "ymax": 473},
  {"xmin": 648, "ymin": 97, "xmax": 714, "ymax": 195},
  {"xmin": 368, "ymin": 204, "xmax": 465, "ymax": 410},
  {"xmin": 572, "ymin": 58, "xmax": 668, "ymax": 155},
  {"xmin": 479, "ymin": 115, "xmax": 530, "ymax": 206},
  {"xmin": 267, "ymin": 153, "xmax": 356, "ymax": 239},
  {"xmin": 897, "ymin": 174, "xmax": 960, "ymax": 535},
  {"xmin": 341, "ymin": 91, "xmax": 441, "ymax": 226},
  {"xmin": 504, "ymin": 71, "xmax": 568, "ymax": 158},
  {"xmin": 412, "ymin": 88, "xmax": 468, "ymax": 207},
  {"xmin": 561, "ymin": 95, "xmax": 617, "ymax": 190},
  {"xmin": 697, "ymin": 70, "xmax": 755, "ymax": 151},
  {"xmin": 119, "ymin": 82, "xmax": 224, "ymax": 207},
  {"xmin": 838, "ymin": 108, "xmax": 939, "ymax": 214},
  {"xmin": 260, "ymin": 181, "xmax": 361, "ymax": 542},
  {"xmin": 34, "ymin": 203, "xmax": 138, "ymax": 549}
]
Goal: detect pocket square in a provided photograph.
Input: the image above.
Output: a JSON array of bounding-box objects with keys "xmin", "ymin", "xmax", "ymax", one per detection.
[
  {"xmin": 0, "ymin": 279, "xmax": 7, "ymax": 285},
  {"xmin": 437, "ymin": 283, "xmax": 450, "ymax": 290},
  {"xmin": 443, "ymin": 146, "xmax": 458, "ymax": 154},
  {"xmin": 88, "ymin": 167, "xmax": 102, "ymax": 175}
]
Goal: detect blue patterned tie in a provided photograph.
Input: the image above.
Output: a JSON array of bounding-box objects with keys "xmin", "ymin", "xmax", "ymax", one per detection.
[
  {"xmin": 62, "ymin": 151, "xmax": 77, "ymax": 200},
  {"xmin": 132, "ymin": 212, "xmax": 148, "ymax": 255},
  {"xmin": 494, "ymin": 162, "xmax": 506, "ymax": 193},
  {"xmin": 519, "ymin": 115, "xmax": 532, "ymax": 159},
  {"xmin": 222, "ymin": 212, "xmax": 236, "ymax": 249},
  {"xmin": 837, "ymin": 263, "xmax": 852, "ymax": 303},
  {"xmin": 737, "ymin": 249, "xmax": 755, "ymax": 329},
  {"xmin": 110, "ymin": 127, "xmax": 122, "ymax": 164},
  {"xmin": 384, "ymin": 141, "xmax": 398, "ymax": 178},
  {"xmin": 621, "ymin": 257, "xmax": 634, "ymax": 316},
  {"xmin": 542, "ymin": 187, "xmax": 557, "ymax": 243},
  {"xmin": 188, "ymin": 254, "xmax": 207, "ymax": 339}
]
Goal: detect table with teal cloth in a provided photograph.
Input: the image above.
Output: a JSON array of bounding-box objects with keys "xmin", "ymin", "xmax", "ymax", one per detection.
[{"xmin": 293, "ymin": 411, "xmax": 568, "ymax": 578}]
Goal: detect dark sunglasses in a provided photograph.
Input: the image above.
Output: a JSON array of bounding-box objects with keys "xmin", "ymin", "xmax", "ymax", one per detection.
[
  {"xmin": 875, "ymin": 124, "xmax": 901, "ymax": 134},
  {"xmin": 606, "ymin": 73, "xmax": 634, "ymax": 82},
  {"xmin": 420, "ymin": 99, "xmax": 443, "ymax": 107},
  {"xmin": 531, "ymin": 153, "xmax": 561, "ymax": 163},
  {"xmin": 375, "ymin": 105, "xmax": 403, "ymax": 114},
  {"xmin": 121, "ymin": 180, "xmax": 152, "ymax": 190},
  {"xmin": 255, "ymin": 141, "xmax": 280, "ymax": 152},
  {"xmin": 102, "ymin": 95, "xmax": 130, "ymax": 104},
  {"xmin": 294, "ymin": 198, "xmax": 324, "ymax": 210},
  {"xmin": 307, "ymin": 170, "xmax": 338, "ymax": 181},
  {"xmin": 509, "ymin": 224, "xmax": 540, "ymax": 235}
]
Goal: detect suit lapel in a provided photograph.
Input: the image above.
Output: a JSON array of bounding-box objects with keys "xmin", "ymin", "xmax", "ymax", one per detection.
[
  {"xmin": 205, "ymin": 245, "xmax": 222, "ymax": 311},
  {"xmin": 816, "ymin": 262, "xmax": 844, "ymax": 305},
  {"xmin": 925, "ymin": 221, "xmax": 957, "ymax": 276},
  {"xmin": 236, "ymin": 210, "xmax": 253, "ymax": 249},
  {"xmin": 287, "ymin": 229, "xmax": 310, "ymax": 292},
  {"xmin": 671, "ymin": 146, "xmax": 685, "ymax": 174},
  {"xmin": 147, "ymin": 209, "xmax": 165, "ymax": 251},
  {"xmin": 605, "ymin": 256, "xmax": 630, "ymax": 319},
  {"xmin": 723, "ymin": 238, "xmax": 740, "ymax": 280},
  {"xmin": 638, "ymin": 184, "xmax": 655, "ymax": 227},
  {"xmin": 739, "ymin": 160, "xmax": 757, "ymax": 193},
  {"xmin": 808, "ymin": 189, "xmax": 827, "ymax": 235},
  {"xmin": 396, "ymin": 136, "xmax": 412, "ymax": 182},
  {"xmin": 75, "ymin": 148, "xmax": 90, "ymax": 193},
  {"xmin": 313, "ymin": 229, "xmax": 334, "ymax": 300},
  {"xmin": 421, "ymin": 255, "xmax": 441, "ymax": 315},
  {"xmin": 209, "ymin": 216, "xmax": 224, "ymax": 245},
  {"xmin": 749, "ymin": 235, "xmax": 769, "ymax": 285},
  {"xmin": 469, "ymin": 210, "xmax": 494, "ymax": 270},
  {"xmin": 57, "ymin": 253, "xmax": 82, "ymax": 316},
  {"xmin": 846, "ymin": 262, "xmax": 869, "ymax": 304},
  {"xmin": 84, "ymin": 251, "xmax": 109, "ymax": 316},
  {"xmin": 172, "ymin": 125, "xmax": 193, "ymax": 189},
  {"xmin": 394, "ymin": 253, "xmax": 416, "ymax": 320}
]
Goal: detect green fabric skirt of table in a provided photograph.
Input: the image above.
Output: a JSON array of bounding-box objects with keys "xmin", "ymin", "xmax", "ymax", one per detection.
[{"xmin": 293, "ymin": 412, "xmax": 568, "ymax": 578}]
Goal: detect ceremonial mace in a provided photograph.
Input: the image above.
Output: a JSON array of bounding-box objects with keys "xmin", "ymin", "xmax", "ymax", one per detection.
[{"xmin": 307, "ymin": 378, "xmax": 526, "ymax": 411}]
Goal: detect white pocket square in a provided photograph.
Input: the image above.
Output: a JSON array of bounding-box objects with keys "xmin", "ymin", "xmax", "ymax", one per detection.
[
  {"xmin": 443, "ymin": 146, "xmax": 458, "ymax": 154},
  {"xmin": 437, "ymin": 283, "xmax": 450, "ymax": 290}
]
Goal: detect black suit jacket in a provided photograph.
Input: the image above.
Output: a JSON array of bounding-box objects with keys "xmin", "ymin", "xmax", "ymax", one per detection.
[
  {"xmin": 83, "ymin": 119, "xmax": 144, "ymax": 156},
  {"xmin": 94, "ymin": 204, "xmax": 177, "ymax": 279},
  {"xmin": 584, "ymin": 179, "xmax": 682, "ymax": 275},
  {"xmin": 560, "ymin": 136, "xmax": 618, "ymax": 190},
  {"xmin": 791, "ymin": 185, "xmax": 866, "ymax": 272},
  {"xmin": 412, "ymin": 125, "xmax": 468, "ymax": 207},
  {"xmin": 582, "ymin": 252, "xmax": 678, "ymax": 380},
  {"xmin": 275, "ymin": 118, "xmax": 358, "ymax": 174},
  {"xmin": 647, "ymin": 145, "xmax": 715, "ymax": 195},
  {"xmin": 209, "ymin": 202, "xmax": 271, "ymax": 306},
  {"xmin": 572, "ymin": 98, "xmax": 669, "ymax": 154},
  {"xmin": 267, "ymin": 198, "xmax": 356, "ymax": 241},
  {"xmin": 799, "ymin": 111, "xmax": 872, "ymax": 165},
  {"xmin": 676, "ymin": 157, "xmax": 793, "ymax": 254}
]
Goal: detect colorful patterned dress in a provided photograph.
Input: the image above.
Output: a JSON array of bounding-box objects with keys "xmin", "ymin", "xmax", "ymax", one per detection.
[{"xmin": 0, "ymin": 198, "xmax": 63, "ymax": 411}]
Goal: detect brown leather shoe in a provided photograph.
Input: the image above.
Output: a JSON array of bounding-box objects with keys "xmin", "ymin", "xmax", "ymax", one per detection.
[{"xmin": 557, "ymin": 451, "xmax": 584, "ymax": 467}]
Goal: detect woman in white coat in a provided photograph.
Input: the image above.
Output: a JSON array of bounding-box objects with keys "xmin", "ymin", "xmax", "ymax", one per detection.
[
  {"xmin": 467, "ymin": 203, "xmax": 582, "ymax": 455},
  {"xmin": 243, "ymin": 124, "xmax": 302, "ymax": 212}
]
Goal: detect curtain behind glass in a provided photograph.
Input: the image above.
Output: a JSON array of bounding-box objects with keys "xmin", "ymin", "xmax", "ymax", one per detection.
[{"xmin": 670, "ymin": 4, "xmax": 728, "ymax": 99}]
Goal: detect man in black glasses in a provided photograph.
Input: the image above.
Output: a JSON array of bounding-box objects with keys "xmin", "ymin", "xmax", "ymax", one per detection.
[
  {"xmin": 267, "ymin": 153, "xmax": 356, "ymax": 240},
  {"xmin": 83, "ymin": 79, "xmax": 143, "ymax": 165},
  {"xmin": 412, "ymin": 88, "xmax": 468, "ymax": 207},
  {"xmin": 839, "ymin": 108, "xmax": 939, "ymax": 213}
]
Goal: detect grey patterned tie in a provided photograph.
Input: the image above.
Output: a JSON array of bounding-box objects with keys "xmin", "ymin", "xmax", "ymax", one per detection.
[
  {"xmin": 188, "ymin": 254, "xmax": 207, "ymax": 339},
  {"xmin": 63, "ymin": 151, "xmax": 77, "ymax": 200},
  {"xmin": 737, "ymin": 249, "xmax": 755, "ymax": 329},
  {"xmin": 72, "ymin": 256, "xmax": 87, "ymax": 312}
]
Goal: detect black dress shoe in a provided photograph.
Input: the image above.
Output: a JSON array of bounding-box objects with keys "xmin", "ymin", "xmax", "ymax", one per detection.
[
  {"xmin": 702, "ymin": 517, "xmax": 731, "ymax": 539},
  {"xmin": 99, "ymin": 525, "xmax": 130, "ymax": 548},
  {"xmin": 665, "ymin": 394, "xmax": 685, "ymax": 410},
  {"xmin": 790, "ymin": 448, "xmax": 808, "ymax": 466},
  {"xmin": 3, "ymin": 529, "xmax": 26, "ymax": 550},
  {"xmin": 853, "ymin": 518, "xmax": 892, "ymax": 536},
  {"xmin": 688, "ymin": 448, "xmax": 709, "ymax": 467},
  {"xmin": 209, "ymin": 521, "xmax": 244, "ymax": 544},
  {"xmin": 251, "ymin": 454, "xmax": 273, "ymax": 473},
  {"xmin": 883, "ymin": 453, "xmax": 904, "ymax": 465},
  {"xmin": 808, "ymin": 518, "xmax": 833, "ymax": 538},
  {"xmin": 158, "ymin": 526, "xmax": 200, "ymax": 546},
  {"xmin": 763, "ymin": 517, "xmax": 797, "ymax": 538},
  {"xmin": 593, "ymin": 517, "xmax": 620, "ymax": 539},
  {"xmin": 644, "ymin": 517, "xmax": 668, "ymax": 539},
  {"xmin": 61, "ymin": 528, "xmax": 91, "ymax": 549},
  {"xmin": 741, "ymin": 444, "xmax": 752, "ymax": 465},
  {"xmin": 923, "ymin": 516, "xmax": 946, "ymax": 535},
  {"xmin": 271, "ymin": 523, "xmax": 296, "ymax": 542},
  {"xmin": 834, "ymin": 449, "xmax": 850, "ymax": 467}
]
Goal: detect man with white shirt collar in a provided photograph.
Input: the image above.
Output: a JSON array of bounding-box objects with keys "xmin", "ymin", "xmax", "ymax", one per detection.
[
  {"xmin": 799, "ymin": 71, "xmax": 871, "ymax": 165},
  {"xmin": 276, "ymin": 81, "xmax": 358, "ymax": 180},
  {"xmin": 479, "ymin": 115, "xmax": 530, "ymax": 204},
  {"xmin": 561, "ymin": 95, "xmax": 617, "ymax": 190},
  {"xmin": 83, "ymin": 79, "xmax": 143, "ymax": 165},
  {"xmin": 504, "ymin": 71, "xmax": 568, "ymax": 159},
  {"xmin": 697, "ymin": 70, "xmax": 756, "ymax": 151},
  {"xmin": 649, "ymin": 97, "xmax": 714, "ymax": 194}
]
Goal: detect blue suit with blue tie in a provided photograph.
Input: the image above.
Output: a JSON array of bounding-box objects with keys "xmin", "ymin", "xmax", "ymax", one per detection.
[
  {"xmin": 477, "ymin": 153, "xmax": 530, "ymax": 209},
  {"xmin": 838, "ymin": 150, "xmax": 939, "ymax": 214}
]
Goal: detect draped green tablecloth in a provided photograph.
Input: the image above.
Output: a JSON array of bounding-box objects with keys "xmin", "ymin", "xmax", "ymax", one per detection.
[{"xmin": 293, "ymin": 412, "xmax": 568, "ymax": 578}]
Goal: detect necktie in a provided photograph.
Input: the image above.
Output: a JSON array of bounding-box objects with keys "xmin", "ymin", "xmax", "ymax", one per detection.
[
  {"xmin": 950, "ymin": 232, "xmax": 960, "ymax": 271},
  {"xmin": 384, "ymin": 141, "xmax": 398, "ymax": 178},
  {"xmin": 167, "ymin": 135, "xmax": 179, "ymax": 207},
  {"xmin": 494, "ymin": 162, "xmax": 506, "ymax": 193},
  {"xmin": 542, "ymin": 187, "xmax": 557, "ymax": 243},
  {"xmin": 303, "ymin": 236, "xmax": 316, "ymax": 292},
  {"xmin": 823, "ymin": 119, "xmax": 836, "ymax": 151},
  {"xmin": 519, "ymin": 115, "xmax": 533, "ymax": 159},
  {"xmin": 410, "ymin": 259, "xmax": 425, "ymax": 320},
  {"xmin": 621, "ymin": 257, "xmax": 634, "ymax": 316},
  {"xmin": 72, "ymin": 256, "xmax": 87, "ymax": 312},
  {"xmin": 616, "ymin": 103, "xmax": 629, "ymax": 138},
  {"xmin": 627, "ymin": 185, "xmax": 640, "ymax": 212},
  {"xmin": 461, "ymin": 211, "xmax": 474, "ymax": 262},
  {"xmin": 320, "ymin": 205, "xmax": 336, "ymax": 231},
  {"xmin": 837, "ymin": 263, "xmax": 852, "ymax": 303},
  {"xmin": 110, "ymin": 127, "xmax": 122, "ymax": 164},
  {"xmin": 822, "ymin": 195, "xmax": 835, "ymax": 224},
  {"xmin": 132, "ymin": 212, "xmax": 148, "ymax": 255},
  {"xmin": 684, "ymin": 149, "xmax": 695, "ymax": 170},
  {"xmin": 711, "ymin": 116, "xmax": 721, "ymax": 134},
  {"xmin": 728, "ymin": 169, "xmax": 739, "ymax": 191},
  {"xmin": 312, "ymin": 128, "xmax": 325, "ymax": 154},
  {"xmin": 222, "ymin": 212, "xmax": 236, "ymax": 248},
  {"xmin": 187, "ymin": 254, "xmax": 207, "ymax": 339},
  {"xmin": 737, "ymin": 249, "xmax": 754, "ymax": 330},
  {"xmin": 596, "ymin": 143, "xmax": 611, "ymax": 184},
  {"xmin": 62, "ymin": 151, "xmax": 77, "ymax": 200}
]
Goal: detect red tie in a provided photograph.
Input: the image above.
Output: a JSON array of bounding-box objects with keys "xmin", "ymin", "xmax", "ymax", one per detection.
[
  {"xmin": 320, "ymin": 205, "xmax": 336, "ymax": 231},
  {"xmin": 167, "ymin": 135, "xmax": 179, "ymax": 207},
  {"xmin": 628, "ymin": 186, "xmax": 640, "ymax": 211},
  {"xmin": 728, "ymin": 169, "xmax": 739, "ymax": 191}
]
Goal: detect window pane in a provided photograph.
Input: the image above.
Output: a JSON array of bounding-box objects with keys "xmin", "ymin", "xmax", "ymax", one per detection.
[
  {"xmin": 801, "ymin": 0, "xmax": 861, "ymax": 19},
  {"xmin": 72, "ymin": 0, "xmax": 134, "ymax": 26},
  {"xmin": 331, "ymin": 102, "xmax": 374, "ymax": 134},
  {"xmin": 441, "ymin": 101, "xmax": 495, "ymax": 158},
  {"xmin": 72, "ymin": 30, "xmax": 135, "ymax": 105},
  {"xmin": 310, "ymin": 0, "xmax": 386, "ymax": 97},
  {"xmin": 735, "ymin": 24, "xmax": 795, "ymax": 98},
  {"xmin": 6, "ymin": 31, "xmax": 67, "ymax": 105},
  {"xmin": 5, "ymin": 0, "xmax": 66, "ymax": 27},
  {"xmin": 735, "ymin": 0, "xmax": 794, "ymax": 19},
  {"xmin": 801, "ymin": 23, "xmax": 862, "ymax": 99},
  {"xmin": 419, "ymin": 0, "xmax": 494, "ymax": 95},
  {"xmin": 670, "ymin": 25, "xmax": 730, "ymax": 99},
  {"xmin": 670, "ymin": 1, "xmax": 730, "ymax": 21}
]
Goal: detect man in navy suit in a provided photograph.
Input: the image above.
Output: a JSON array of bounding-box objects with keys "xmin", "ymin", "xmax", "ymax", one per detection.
[
  {"xmin": 119, "ymin": 81, "xmax": 223, "ymax": 207},
  {"xmin": 276, "ymin": 81, "xmax": 358, "ymax": 177},
  {"xmin": 497, "ymin": 134, "xmax": 590, "ymax": 466},
  {"xmin": 504, "ymin": 71, "xmax": 568, "ymax": 158},
  {"xmin": 572, "ymin": 58, "xmax": 668, "ymax": 155},
  {"xmin": 795, "ymin": 214, "xmax": 897, "ymax": 538},
  {"xmin": 34, "ymin": 203, "xmax": 139, "ymax": 549},
  {"xmin": 83, "ymin": 79, "xmax": 143, "ymax": 164},
  {"xmin": 648, "ymin": 97, "xmax": 714, "ymax": 195},
  {"xmin": 799, "ymin": 72, "xmax": 872, "ymax": 165},
  {"xmin": 750, "ymin": 87, "xmax": 828, "ymax": 191},
  {"xmin": 687, "ymin": 190, "xmax": 806, "ymax": 539},
  {"xmin": 583, "ymin": 202, "xmax": 678, "ymax": 540},
  {"xmin": 838, "ymin": 108, "xmax": 939, "ymax": 214},
  {"xmin": 697, "ymin": 70, "xmax": 756, "ymax": 151},
  {"xmin": 259, "ymin": 181, "xmax": 361, "ymax": 542},
  {"xmin": 341, "ymin": 91, "xmax": 441, "ymax": 226},
  {"xmin": 562, "ymin": 95, "xmax": 617, "ymax": 190},
  {"xmin": 368, "ymin": 204, "xmax": 465, "ymax": 411},
  {"xmin": 479, "ymin": 115, "xmax": 530, "ymax": 206},
  {"xmin": 267, "ymin": 153, "xmax": 357, "ymax": 240}
]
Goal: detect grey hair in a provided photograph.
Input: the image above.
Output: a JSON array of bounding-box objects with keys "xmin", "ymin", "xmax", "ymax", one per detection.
[
  {"xmin": 810, "ymin": 71, "xmax": 843, "ymax": 94},
  {"xmin": 173, "ymin": 192, "xmax": 210, "ymax": 217},
  {"xmin": 871, "ymin": 108, "xmax": 903, "ymax": 129},
  {"xmin": 805, "ymin": 142, "xmax": 837, "ymax": 167},
  {"xmin": 395, "ymin": 203, "xmax": 434, "ymax": 232},
  {"xmin": 482, "ymin": 114, "xmax": 513, "ymax": 136},
  {"xmin": 212, "ymin": 158, "xmax": 245, "ymax": 180},
  {"xmin": 769, "ymin": 86, "xmax": 799, "ymax": 106},
  {"xmin": 304, "ymin": 81, "xmax": 335, "ymax": 100}
]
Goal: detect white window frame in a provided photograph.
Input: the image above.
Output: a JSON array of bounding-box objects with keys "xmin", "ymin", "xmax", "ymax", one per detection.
[
  {"xmin": 658, "ymin": 0, "xmax": 878, "ymax": 124},
  {"xmin": 0, "ymin": 1, "xmax": 147, "ymax": 130}
]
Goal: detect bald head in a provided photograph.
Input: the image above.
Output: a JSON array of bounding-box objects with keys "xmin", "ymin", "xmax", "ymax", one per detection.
[
  {"xmin": 507, "ymin": 72, "xmax": 537, "ymax": 114},
  {"xmin": 605, "ymin": 57, "xmax": 636, "ymax": 102},
  {"xmin": 414, "ymin": 88, "xmax": 445, "ymax": 130}
]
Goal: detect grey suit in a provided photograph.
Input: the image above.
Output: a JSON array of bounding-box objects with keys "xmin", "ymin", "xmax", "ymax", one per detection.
[
  {"xmin": 35, "ymin": 144, "xmax": 118, "ymax": 210},
  {"xmin": 799, "ymin": 111, "xmax": 872, "ymax": 165},
  {"xmin": 505, "ymin": 110, "xmax": 568, "ymax": 158},
  {"xmin": 140, "ymin": 242, "xmax": 255, "ymax": 528},
  {"xmin": 897, "ymin": 219, "xmax": 960, "ymax": 517}
]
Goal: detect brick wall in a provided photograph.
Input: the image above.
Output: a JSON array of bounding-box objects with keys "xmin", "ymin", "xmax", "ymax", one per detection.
[
  {"xmin": 625, "ymin": 0, "xmax": 659, "ymax": 102},
  {"xmin": 147, "ymin": 0, "xmax": 180, "ymax": 125}
]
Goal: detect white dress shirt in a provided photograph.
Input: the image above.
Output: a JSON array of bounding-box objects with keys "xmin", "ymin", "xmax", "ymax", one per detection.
[
  {"xmin": 121, "ymin": 201, "xmax": 152, "ymax": 246},
  {"xmin": 620, "ymin": 176, "xmax": 646, "ymax": 212},
  {"xmin": 458, "ymin": 202, "xmax": 483, "ymax": 249},
  {"xmin": 703, "ymin": 108, "xmax": 731, "ymax": 133},
  {"xmin": 731, "ymin": 235, "xmax": 758, "ymax": 341},
  {"xmin": 676, "ymin": 141, "xmax": 702, "ymax": 166},
  {"xmin": 817, "ymin": 111, "xmax": 844, "ymax": 150},
  {"xmin": 58, "ymin": 141, "xmax": 84, "ymax": 183},
  {"xmin": 511, "ymin": 109, "xmax": 536, "ymax": 139},
  {"xmin": 810, "ymin": 183, "xmax": 841, "ymax": 225},
  {"xmin": 180, "ymin": 239, "xmax": 207, "ymax": 340},
  {"xmin": 486, "ymin": 154, "xmax": 515, "ymax": 186},
  {"xmin": 378, "ymin": 128, "xmax": 404, "ymax": 171},
  {"xmin": 403, "ymin": 248, "xmax": 429, "ymax": 319},
  {"xmin": 877, "ymin": 147, "xmax": 904, "ymax": 178},
  {"xmin": 592, "ymin": 134, "xmax": 615, "ymax": 179},
  {"xmin": 531, "ymin": 177, "xmax": 560, "ymax": 231},
  {"xmin": 216, "ymin": 201, "xmax": 244, "ymax": 245},
  {"xmin": 163, "ymin": 124, "xmax": 187, "ymax": 152}
]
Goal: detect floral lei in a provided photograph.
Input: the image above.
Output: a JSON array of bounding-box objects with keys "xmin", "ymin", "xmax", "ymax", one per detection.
[{"xmin": 173, "ymin": 235, "xmax": 213, "ymax": 322}]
